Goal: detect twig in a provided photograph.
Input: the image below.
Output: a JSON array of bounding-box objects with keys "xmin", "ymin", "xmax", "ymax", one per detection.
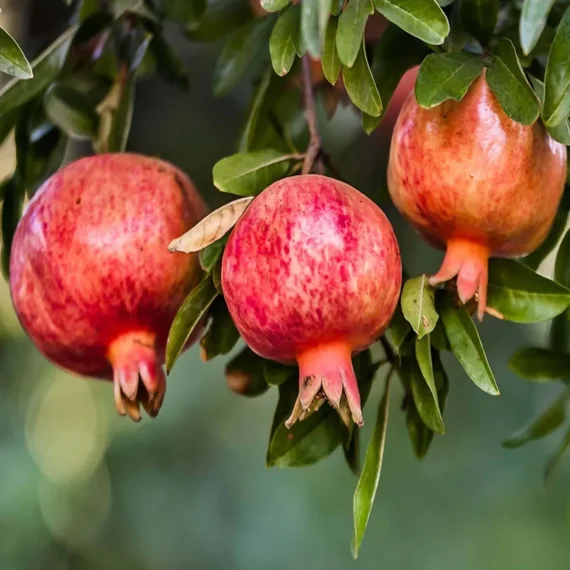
[{"xmin": 301, "ymin": 55, "xmax": 321, "ymax": 175}]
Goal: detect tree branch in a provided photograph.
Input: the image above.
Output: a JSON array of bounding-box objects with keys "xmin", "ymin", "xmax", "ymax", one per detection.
[{"xmin": 301, "ymin": 55, "xmax": 321, "ymax": 175}]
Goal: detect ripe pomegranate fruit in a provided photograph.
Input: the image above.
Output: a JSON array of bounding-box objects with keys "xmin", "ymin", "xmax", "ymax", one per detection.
[
  {"xmin": 9, "ymin": 153, "xmax": 208, "ymax": 421},
  {"xmin": 388, "ymin": 72, "xmax": 567, "ymax": 319},
  {"xmin": 221, "ymin": 175, "xmax": 402, "ymax": 426}
]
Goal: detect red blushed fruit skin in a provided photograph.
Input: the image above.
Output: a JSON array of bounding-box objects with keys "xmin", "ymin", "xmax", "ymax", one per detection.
[
  {"xmin": 9, "ymin": 153, "xmax": 208, "ymax": 419},
  {"xmin": 221, "ymin": 175, "xmax": 402, "ymax": 426},
  {"xmin": 388, "ymin": 72, "xmax": 567, "ymax": 317}
]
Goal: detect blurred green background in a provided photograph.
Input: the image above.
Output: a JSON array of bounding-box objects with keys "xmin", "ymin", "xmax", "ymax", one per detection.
[{"xmin": 0, "ymin": 2, "xmax": 569, "ymax": 569}]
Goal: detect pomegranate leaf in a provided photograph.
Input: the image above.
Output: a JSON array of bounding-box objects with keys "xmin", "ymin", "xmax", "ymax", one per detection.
[
  {"xmin": 199, "ymin": 236, "xmax": 228, "ymax": 272},
  {"xmin": 543, "ymin": 5, "xmax": 570, "ymax": 128},
  {"xmin": 343, "ymin": 427, "xmax": 361, "ymax": 476},
  {"xmin": 529, "ymin": 76, "xmax": 570, "ymax": 145},
  {"xmin": 458, "ymin": 0, "xmax": 498, "ymax": 46},
  {"xmin": 520, "ymin": 0, "xmax": 556, "ymax": 56},
  {"xmin": 269, "ymin": 5, "xmax": 305, "ymax": 77},
  {"xmin": 225, "ymin": 346, "xmax": 269, "ymax": 397},
  {"xmin": 264, "ymin": 360, "xmax": 297, "ymax": 386},
  {"xmin": 373, "ymin": 0, "xmax": 450, "ymax": 45},
  {"xmin": 415, "ymin": 52, "xmax": 484, "ymax": 109},
  {"xmin": 147, "ymin": 30, "xmax": 190, "ymax": 90},
  {"xmin": 322, "ymin": 16, "xmax": 342, "ymax": 85},
  {"xmin": 487, "ymin": 259, "xmax": 570, "ymax": 323},
  {"xmin": 430, "ymin": 320, "xmax": 450, "ymax": 351},
  {"xmin": 185, "ymin": 0, "xmax": 251, "ymax": 42},
  {"xmin": 401, "ymin": 274, "xmax": 439, "ymax": 339},
  {"xmin": 486, "ymin": 38, "xmax": 540, "ymax": 125},
  {"xmin": 439, "ymin": 295, "xmax": 499, "ymax": 396},
  {"xmin": 342, "ymin": 41, "xmax": 382, "ymax": 116},
  {"xmin": 300, "ymin": 0, "xmax": 330, "ymax": 58},
  {"xmin": 199, "ymin": 297, "xmax": 240, "ymax": 361},
  {"xmin": 0, "ymin": 26, "xmax": 32, "ymax": 80},
  {"xmin": 239, "ymin": 70, "xmax": 275, "ymax": 152},
  {"xmin": 509, "ymin": 347, "xmax": 570, "ymax": 382},
  {"xmin": 213, "ymin": 149, "xmax": 295, "ymax": 196},
  {"xmin": 113, "ymin": 0, "xmax": 160, "ymax": 22},
  {"xmin": 502, "ymin": 390, "xmax": 568, "ymax": 449},
  {"xmin": 336, "ymin": 0, "xmax": 374, "ymax": 69},
  {"xmin": 413, "ymin": 335, "xmax": 445, "ymax": 433},
  {"xmin": 351, "ymin": 371, "xmax": 392, "ymax": 559},
  {"xmin": 0, "ymin": 25, "xmax": 78, "ymax": 118},
  {"xmin": 156, "ymin": 0, "xmax": 207, "ymax": 28},
  {"xmin": 261, "ymin": 0, "xmax": 291, "ymax": 12},
  {"xmin": 1, "ymin": 177, "xmax": 23, "ymax": 277},
  {"xmin": 555, "ymin": 230, "xmax": 570, "ymax": 288},
  {"xmin": 522, "ymin": 209, "xmax": 568, "ymax": 270},
  {"xmin": 550, "ymin": 311, "xmax": 570, "ymax": 354},
  {"xmin": 544, "ymin": 423, "xmax": 570, "ymax": 483},
  {"xmin": 165, "ymin": 276, "xmax": 218, "ymax": 373},
  {"xmin": 386, "ymin": 304, "xmax": 412, "ymax": 352}
]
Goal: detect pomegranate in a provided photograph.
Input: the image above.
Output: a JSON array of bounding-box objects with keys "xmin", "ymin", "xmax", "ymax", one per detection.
[
  {"xmin": 221, "ymin": 175, "xmax": 401, "ymax": 426},
  {"xmin": 9, "ymin": 153, "xmax": 208, "ymax": 421},
  {"xmin": 388, "ymin": 72, "xmax": 567, "ymax": 319}
]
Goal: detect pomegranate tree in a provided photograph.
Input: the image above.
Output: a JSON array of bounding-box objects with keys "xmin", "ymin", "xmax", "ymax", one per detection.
[
  {"xmin": 9, "ymin": 153, "xmax": 208, "ymax": 421},
  {"xmin": 388, "ymin": 73, "xmax": 567, "ymax": 319},
  {"xmin": 221, "ymin": 174, "xmax": 401, "ymax": 426}
]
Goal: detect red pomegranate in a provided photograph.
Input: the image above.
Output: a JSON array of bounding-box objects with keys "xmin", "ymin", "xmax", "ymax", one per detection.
[
  {"xmin": 388, "ymin": 72, "xmax": 567, "ymax": 319},
  {"xmin": 221, "ymin": 175, "xmax": 402, "ymax": 426},
  {"xmin": 9, "ymin": 153, "xmax": 208, "ymax": 421}
]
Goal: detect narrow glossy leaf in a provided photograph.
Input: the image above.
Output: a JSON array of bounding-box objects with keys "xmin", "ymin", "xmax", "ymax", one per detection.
[
  {"xmin": 44, "ymin": 83, "xmax": 99, "ymax": 139},
  {"xmin": 522, "ymin": 209, "xmax": 568, "ymax": 270},
  {"xmin": 213, "ymin": 17, "xmax": 274, "ymax": 97},
  {"xmin": 264, "ymin": 360, "xmax": 297, "ymax": 386},
  {"xmin": 270, "ymin": 5, "xmax": 304, "ymax": 76},
  {"xmin": 148, "ymin": 31, "xmax": 189, "ymax": 90},
  {"xmin": 543, "ymin": 5, "xmax": 570, "ymax": 127},
  {"xmin": 458, "ymin": 0, "xmax": 498, "ymax": 45},
  {"xmin": 225, "ymin": 346, "xmax": 269, "ymax": 397},
  {"xmin": 351, "ymin": 373, "xmax": 392, "ymax": 559},
  {"xmin": 169, "ymin": 197, "xmax": 253, "ymax": 253},
  {"xmin": 166, "ymin": 277, "xmax": 218, "ymax": 373},
  {"xmin": 108, "ymin": 75, "xmax": 135, "ymax": 152},
  {"xmin": 0, "ymin": 26, "xmax": 32, "ymax": 79},
  {"xmin": 160, "ymin": 0, "xmax": 207, "ymax": 28},
  {"xmin": 439, "ymin": 296, "xmax": 499, "ymax": 396},
  {"xmin": 336, "ymin": 0, "xmax": 374, "ymax": 68},
  {"xmin": 267, "ymin": 382, "xmax": 346, "ymax": 467},
  {"xmin": 487, "ymin": 259, "xmax": 570, "ymax": 323},
  {"xmin": 406, "ymin": 404, "xmax": 434, "ymax": 459},
  {"xmin": 239, "ymin": 70, "xmax": 274, "ymax": 152},
  {"xmin": 344, "ymin": 428, "xmax": 361, "ymax": 476},
  {"xmin": 555, "ymin": 229, "xmax": 570, "ymax": 289},
  {"xmin": 550, "ymin": 312, "xmax": 570, "ymax": 354},
  {"xmin": 343, "ymin": 41, "xmax": 382, "ymax": 116},
  {"xmin": 415, "ymin": 336, "xmax": 444, "ymax": 427},
  {"xmin": 261, "ymin": 0, "xmax": 291, "ymax": 12},
  {"xmin": 199, "ymin": 297, "xmax": 240, "ymax": 361},
  {"xmin": 319, "ymin": 0, "xmax": 333, "ymax": 47},
  {"xmin": 1, "ymin": 178, "xmax": 24, "ymax": 277},
  {"xmin": 373, "ymin": 0, "xmax": 450, "ymax": 45},
  {"xmin": 213, "ymin": 149, "xmax": 295, "ymax": 196},
  {"xmin": 544, "ymin": 424, "xmax": 570, "ymax": 482},
  {"xmin": 415, "ymin": 52, "xmax": 484, "ymax": 108},
  {"xmin": 509, "ymin": 347, "xmax": 570, "ymax": 381},
  {"xmin": 301, "ymin": 0, "xmax": 321, "ymax": 57},
  {"xmin": 322, "ymin": 16, "xmax": 342, "ymax": 85},
  {"xmin": 199, "ymin": 235, "xmax": 228, "ymax": 273},
  {"xmin": 530, "ymin": 77, "xmax": 570, "ymax": 145},
  {"xmin": 0, "ymin": 25, "xmax": 78, "ymax": 117},
  {"xmin": 502, "ymin": 390, "xmax": 568, "ymax": 449},
  {"xmin": 401, "ymin": 274, "xmax": 439, "ymax": 338},
  {"xmin": 387, "ymin": 304, "xmax": 412, "ymax": 352},
  {"xmin": 212, "ymin": 257, "xmax": 222, "ymax": 292},
  {"xmin": 430, "ymin": 320, "xmax": 450, "ymax": 351},
  {"xmin": 486, "ymin": 38, "xmax": 540, "ymax": 125},
  {"xmin": 520, "ymin": 0, "xmax": 556, "ymax": 56}
]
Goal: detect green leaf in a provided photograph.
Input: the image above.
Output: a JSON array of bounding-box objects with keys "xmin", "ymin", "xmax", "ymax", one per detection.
[
  {"xmin": 79, "ymin": 0, "xmax": 99, "ymax": 21},
  {"xmin": 415, "ymin": 52, "xmax": 484, "ymax": 108},
  {"xmin": 148, "ymin": 31, "xmax": 189, "ymax": 90},
  {"xmin": 108, "ymin": 75, "xmax": 135, "ymax": 152},
  {"xmin": 550, "ymin": 311, "xmax": 570, "ymax": 354},
  {"xmin": 543, "ymin": 5, "xmax": 570, "ymax": 127},
  {"xmin": 544, "ymin": 423, "xmax": 570, "ymax": 482},
  {"xmin": 225, "ymin": 346, "xmax": 269, "ymax": 397},
  {"xmin": 166, "ymin": 277, "xmax": 219, "ymax": 373},
  {"xmin": 267, "ymin": 382, "xmax": 346, "ymax": 467},
  {"xmin": 342, "ymin": 41, "xmax": 382, "ymax": 117},
  {"xmin": 0, "ymin": 26, "xmax": 33, "ymax": 79},
  {"xmin": 502, "ymin": 390, "xmax": 568, "ymax": 449},
  {"xmin": 486, "ymin": 38, "xmax": 540, "ymax": 125},
  {"xmin": 520, "ymin": 0, "xmax": 556, "ymax": 56},
  {"xmin": 430, "ymin": 320, "xmax": 450, "ymax": 351},
  {"xmin": 509, "ymin": 347, "xmax": 570, "ymax": 382},
  {"xmin": 213, "ymin": 17, "xmax": 274, "ymax": 97},
  {"xmin": 199, "ymin": 236, "xmax": 228, "ymax": 272},
  {"xmin": 199, "ymin": 296, "xmax": 240, "ymax": 361},
  {"xmin": 301, "ymin": 0, "xmax": 321, "ymax": 58},
  {"xmin": 113, "ymin": 0, "xmax": 160, "ymax": 22},
  {"xmin": 336, "ymin": 0, "xmax": 374, "ymax": 68},
  {"xmin": 386, "ymin": 303, "xmax": 412, "ymax": 352},
  {"xmin": 270, "ymin": 5, "xmax": 304, "ymax": 76},
  {"xmin": 185, "ymin": 0, "xmax": 251, "ymax": 42},
  {"xmin": 1, "ymin": 177, "xmax": 24, "ymax": 277},
  {"xmin": 351, "ymin": 372, "xmax": 392, "ymax": 559},
  {"xmin": 264, "ymin": 359, "xmax": 297, "ymax": 386},
  {"xmin": 343, "ymin": 428, "xmax": 361, "ymax": 476},
  {"xmin": 401, "ymin": 274, "xmax": 439, "ymax": 338},
  {"xmin": 0, "ymin": 108, "xmax": 18, "ymax": 148},
  {"xmin": 439, "ymin": 295, "xmax": 499, "ymax": 396},
  {"xmin": 458, "ymin": 0, "xmax": 498, "ymax": 45},
  {"xmin": 213, "ymin": 149, "xmax": 295, "ymax": 196},
  {"xmin": 43, "ymin": 83, "xmax": 99, "ymax": 139},
  {"xmin": 522, "ymin": 209, "xmax": 568, "ymax": 270},
  {"xmin": 373, "ymin": 0, "xmax": 450, "ymax": 45},
  {"xmin": 414, "ymin": 335, "xmax": 444, "ymax": 432},
  {"xmin": 0, "ymin": 25, "xmax": 78, "ymax": 118},
  {"xmin": 530, "ymin": 76, "xmax": 570, "ymax": 145},
  {"xmin": 322, "ymin": 16, "xmax": 342, "ymax": 85},
  {"xmin": 160, "ymin": 0, "xmax": 207, "ymax": 28},
  {"xmin": 487, "ymin": 259, "xmax": 570, "ymax": 323},
  {"xmin": 406, "ymin": 405, "xmax": 434, "ymax": 459},
  {"xmin": 555, "ymin": 229, "xmax": 570, "ymax": 289},
  {"xmin": 261, "ymin": 0, "xmax": 291, "ymax": 11}
]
